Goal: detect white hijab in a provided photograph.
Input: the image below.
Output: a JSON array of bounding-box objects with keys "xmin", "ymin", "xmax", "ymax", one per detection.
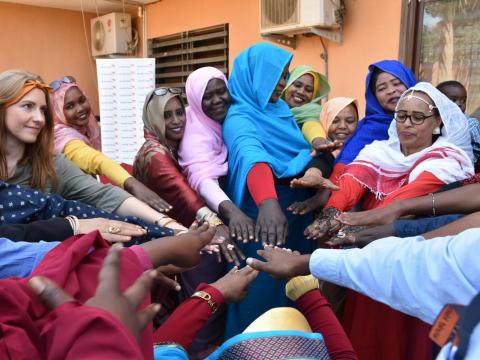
[{"xmin": 343, "ymin": 82, "xmax": 474, "ymax": 198}]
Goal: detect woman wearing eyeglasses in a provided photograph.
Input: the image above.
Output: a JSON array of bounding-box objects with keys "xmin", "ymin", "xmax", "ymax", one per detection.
[
  {"xmin": 50, "ymin": 76, "xmax": 172, "ymax": 213},
  {"xmin": 308, "ymin": 82, "xmax": 474, "ymax": 360},
  {"xmin": 133, "ymin": 87, "xmax": 245, "ymax": 356}
]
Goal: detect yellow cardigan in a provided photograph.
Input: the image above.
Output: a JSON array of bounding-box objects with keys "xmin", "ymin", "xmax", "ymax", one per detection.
[
  {"xmin": 301, "ymin": 121, "xmax": 327, "ymax": 144},
  {"xmin": 63, "ymin": 139, "xmax": 131, "ymax": 187}
]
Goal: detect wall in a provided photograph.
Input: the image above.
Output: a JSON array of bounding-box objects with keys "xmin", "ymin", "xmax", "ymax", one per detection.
[
  {"xmin": 0, "ymin": 2, "xmax": 100, "ymax": 111},
  {"xmin": 0, "ymin": 2, "xmax": 145, "ymax": 113},
  {"xmin": 147, "ymin": 0, "xmax": 403, "ymax": 115}
]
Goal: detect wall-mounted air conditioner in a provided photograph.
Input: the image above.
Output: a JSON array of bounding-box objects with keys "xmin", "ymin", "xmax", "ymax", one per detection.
[
  {"xmin": 260, "ymin": 0, "xmax": 341, "ymax": 35},
  {"xmin": 91, "ymin": 12, "xmax": 132, "ymax": 57}
]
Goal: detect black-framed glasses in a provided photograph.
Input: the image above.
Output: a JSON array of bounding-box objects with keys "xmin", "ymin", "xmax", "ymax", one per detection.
[
  {"xmin": 49, "ymin": 76, "xmax": 76, "ymax": 91},
  {"xmin": 394, "ymin": 111, "xmax": 436, "ymax": 125},
  {"xmin": 146, "ymin": 87, "xmax": 183, "ymax": 106}
]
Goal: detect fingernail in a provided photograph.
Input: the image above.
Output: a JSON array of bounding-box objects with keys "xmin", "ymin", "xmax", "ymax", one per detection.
[
  {"xmin": 153, "ymin": 303, "xmax": 161, "ymax": 312},
  {"xmin": 29, "ymin": 277, "xmax": 46, "ymax": 294},
  {"xmin": 246, "ymin": 258, "xmax": 252, "ymax": 265},
  {"xmin": 150, "ymin": 270, "xmax": 158, "ymax": 278},
  {"xmin": 175, "ymin": 285, "xmax": 181, "ymax": 291}
]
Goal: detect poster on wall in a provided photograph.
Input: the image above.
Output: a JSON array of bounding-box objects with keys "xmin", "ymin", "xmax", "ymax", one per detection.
[{"xmin": 96, "ymin": 58, "xmax": 155, "ymax": 165}]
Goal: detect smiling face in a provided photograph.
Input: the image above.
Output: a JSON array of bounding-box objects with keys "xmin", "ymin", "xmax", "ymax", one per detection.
[
  {"xmin": 327, "ymin": 103, "xmax": 359, "ymax": 142},
  {"xmin": 284, "ymin": 73, "xmax": 315, "ymax": 108},
  {"xmin": 202, "ymin": 78, "xmax": 231, "ymax": 123},
  {"xmin": 374, "ymin": 72, "xmax": 408, "ymax": 113},
  {"xmin": 395, "ymin": 92, "xmax": 442, "ymax": 155},
  {"xmin": 63, "ymin": 87, "xmax": 91, "ymax": 127},
  {"xmin": 5, "ymin": 88, "xmax": 47, "ymax": 145},
  {"xmin": 440, "ymin": 84, "xmax": 467, "ymax": 113},
  {"xmin": 163, "ymin": 96, "xmax": 186, "ymax": 142},
  {"xmin": 269, "ymin": 64, "xmax": 290, "ymax": 103}
]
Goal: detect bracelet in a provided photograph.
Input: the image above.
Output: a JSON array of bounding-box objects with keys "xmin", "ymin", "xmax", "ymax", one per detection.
[
  {"xmin": 191, "ymin": 290, "xmax": 218, "ymax": 313},
  {"xmin": 65, "ymin": 215, "xmax": 80, "ymax": 235},
  {"xmin": 430, "ymin": 192, "xmax": 436, "ymax": 217},
  {"xmin": 285, "ymin": 275, "xmax": 320, "ymax": 301}
]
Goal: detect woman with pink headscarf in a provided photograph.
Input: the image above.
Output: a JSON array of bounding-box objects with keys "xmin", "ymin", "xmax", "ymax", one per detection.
[
  {"xmin": 50, "ymin": 77, "xmax": 171, "ymax": 213},
  {"xmin": 179, "ymin": 67, "xmax": 254, "ymax": 242}
]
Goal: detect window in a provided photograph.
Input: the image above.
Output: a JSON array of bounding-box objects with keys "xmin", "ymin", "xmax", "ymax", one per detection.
[
  {"xmin": 400, "ymin": 0, "xmax": 480, "ymax": 115},
  {"xmin": 147, "ymin": 24, "xmax": 229, "ymax": 93}
]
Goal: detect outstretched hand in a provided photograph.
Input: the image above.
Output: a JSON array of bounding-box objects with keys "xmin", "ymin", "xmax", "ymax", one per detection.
[
  {"xmin": 29, "ymin": 243, "xmax": 160, "ymax": 340},
  {"xmin": 246, "ymin": 245, "xmax": 311, "ymax": 280},
  {"xmin": 290, "ymin": 168, "xmax": 339, "ymax": 191},
  {"xmin": 211, "ymin": 265, "xmax": 259, "ymax": 303},
  {"xmin": 256, "ymin": 199, "xmax": 288, "ymax": 246},
  {"xmin": 124, "ymin": 177, "xmax": 173, "ymax": 213},
  {"xmin": 311, "ymin": 138, "xmax": 343, "ymax": 156}
]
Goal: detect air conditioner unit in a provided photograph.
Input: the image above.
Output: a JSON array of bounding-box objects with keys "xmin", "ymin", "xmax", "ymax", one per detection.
[
  {"xmin": 91, "ymin": 12, "xmax": 132, "ymax": 57},
  {"xmin": 260, "ymin": 0, "xmax": 341, "ymax": 35}
]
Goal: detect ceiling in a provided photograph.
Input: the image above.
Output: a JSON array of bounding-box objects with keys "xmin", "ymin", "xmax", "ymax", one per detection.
[{"xmin": 4, "ymin": 0, "xmax": 159, "ymax": 13}]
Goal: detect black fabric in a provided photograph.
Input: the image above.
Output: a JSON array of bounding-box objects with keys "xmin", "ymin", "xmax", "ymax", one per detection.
[
  {"xmin": 455, "ymin": 292, "xmax": 480, "ymax": 359},
  {"xmin": 308, "ymin": 152, "xmax": 335, "ymax": 179},
  {"xmin": 0, "ymin": 218, "xmax": 72, "ymax": 242}
]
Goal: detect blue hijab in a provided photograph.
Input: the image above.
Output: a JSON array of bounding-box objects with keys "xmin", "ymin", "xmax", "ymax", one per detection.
[
  {"xmin": 223, "ymin": 43, "xmax": 312, "ymax": 207},
  {"xmin": 335, "ymin": 60, "xmax": 417, "ymax": 165}
]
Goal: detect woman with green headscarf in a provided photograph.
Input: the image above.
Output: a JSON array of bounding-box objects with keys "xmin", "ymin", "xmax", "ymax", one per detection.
[{"xmin": 282, "ymin": 65, "xmax": 331, "ymax": 149}]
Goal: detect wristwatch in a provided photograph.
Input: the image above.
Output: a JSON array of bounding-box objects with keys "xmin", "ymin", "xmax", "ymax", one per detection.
[{"xmin": 192, "ymin": 290, "xmax": 218, "ymax": 313}]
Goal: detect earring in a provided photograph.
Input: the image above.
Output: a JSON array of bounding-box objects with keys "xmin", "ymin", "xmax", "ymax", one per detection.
[{"xmin": 433, "ymin": 127, "xmax": 441, "ymax": 135}]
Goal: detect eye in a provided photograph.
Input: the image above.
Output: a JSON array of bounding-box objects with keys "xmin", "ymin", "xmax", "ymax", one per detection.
[
  {"xmin": 164, "ymin": 111, "xmax": 172, "ymax": 119},
  {"xmin": 203, "ymin": 94, "xmax": 212, "ymax": 101},
  {"xmin": 293, "ymin": 81, "xmax": 303, "ymax": 88},
  {"xmin": 413, "ymin": 113, "xmax": 426, "ymax": 121},
  {"xmin": 376, "ymin": 86, "xmax": 386, "ymax": 92},
  {"xmin": 22, "ymin": 103, "xmax": 33, "ymax": 110},
  {"xmin": 305, "ymin": 86, "xmax": 314, "ymax": 93},
  {"xmin": 175, "ymin": 109, "xmax": 185, "ymax": 116},
  {"xmin": 40, "ymin": 106, "xmax": 48, "ymax": 115},
  {"xmin": 396, "ymin": 111, "xmax": 407, "ymax": 120},
  {"xmin": 79, "ymin": 96, "xmax": 87, "ymax": 104}
]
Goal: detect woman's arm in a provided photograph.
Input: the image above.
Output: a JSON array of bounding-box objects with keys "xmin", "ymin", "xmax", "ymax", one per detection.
[
  {"xmin": 0, "ymin": 218, "xmax": 72, "ymax": 242},
  {"xmin": 63, "ymin": 140, "xmax": 131, "ymax": 187},
  {"xmin": 301, "ymin": 121, "xmax": 327, "ymax": 144}
]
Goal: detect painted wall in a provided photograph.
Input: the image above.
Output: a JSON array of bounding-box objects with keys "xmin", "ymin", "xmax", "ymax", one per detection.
[
  {"xmin": 147, "ymin": 0, "xmax": 403, "ymax": 115},
  {"xmin": 0, "ymin": 2, "xmax": 100, "ymax": 111},
  {"xmin": 0, "ymin": 2, "xmax": 145, "ymax": 113}
]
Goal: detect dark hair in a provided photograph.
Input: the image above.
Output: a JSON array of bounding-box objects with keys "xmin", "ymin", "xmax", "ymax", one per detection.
[
  {"xmin": 369, "ymin": 69, "xmax": 385, "ymax": 93},
  {"xmin": 437, "ymin": 80, "xmax": 466, "ymax": 94}
]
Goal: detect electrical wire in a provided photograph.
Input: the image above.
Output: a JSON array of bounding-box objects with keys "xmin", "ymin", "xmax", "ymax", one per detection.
[{"xmin": 80, "ymin": 0, "xmax": 98, "ymax": 89}]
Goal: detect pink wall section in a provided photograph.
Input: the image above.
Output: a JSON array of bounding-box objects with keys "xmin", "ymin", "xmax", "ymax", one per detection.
[{"xmin": 147, "ymin": 0, "xmax": 403, "ymax": 115}]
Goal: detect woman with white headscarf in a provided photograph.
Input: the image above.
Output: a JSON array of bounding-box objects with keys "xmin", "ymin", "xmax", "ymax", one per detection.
[{"xmin": 306, "ymin": 82, "xmax": 474, "ymax": 360}]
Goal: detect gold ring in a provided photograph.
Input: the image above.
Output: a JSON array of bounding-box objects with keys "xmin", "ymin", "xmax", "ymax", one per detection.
[{"xmin": 108, "ymin": 225, "xmax": 121, "ymax": 234}]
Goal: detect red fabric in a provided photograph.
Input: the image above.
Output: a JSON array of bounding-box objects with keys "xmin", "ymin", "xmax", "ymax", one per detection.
[
  {"xmin": 246, "ymin": 162, "xmax": 278, "ymax": 205},
  {"xmin": 153, "ymin": 283, "xmax": 224, "ymax": 350},
  {"xmin": 133, "ymin": 150, "xmax": 205, "ymax": 227},
  {"xmin": 0, "ymin": 231, "xmax": 151, "ymax": 360},
  {"xmin": 326, "ymin": 171, "xmax": 445, "ymax": 212},
  {"xmin": 329, "ymin": 163, "xmax": 347, "ymax": 186},
  {"xmin": 342, "ymin": 291, "xmax": 432, "ymax": 360},
  {"xmin": 297, "ymin": 290, "xmax": 358, "ymax": 360}
]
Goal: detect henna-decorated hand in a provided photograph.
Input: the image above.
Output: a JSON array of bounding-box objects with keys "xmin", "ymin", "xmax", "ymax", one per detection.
[{"xmin": 304, "ymin": 207, "xmax": 342, "ymax": 242}]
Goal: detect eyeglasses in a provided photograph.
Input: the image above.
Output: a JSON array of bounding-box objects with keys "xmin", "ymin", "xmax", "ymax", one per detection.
[
  {"xmin": 49, "ymin": 76, "xmax": 77, "ymax": 91},
  {"xmin": 146, "ymin": 87, "xmax": 183, "ymax": 106},
  {"xmin": 394, "ymin": 111, "xmax": 436, "ymax": 125}
]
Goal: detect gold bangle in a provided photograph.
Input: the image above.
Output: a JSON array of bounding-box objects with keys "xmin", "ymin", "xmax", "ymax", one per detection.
[
  {"xmin": 285, "ymin": 275, "xmax": 320, "ymax": 301},
  {"xmin": 191, "ymin": 291, "xmax": 218, "ymax": 313}
]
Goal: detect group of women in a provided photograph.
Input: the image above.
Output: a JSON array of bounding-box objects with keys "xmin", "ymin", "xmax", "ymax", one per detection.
[{"xmin": 0, "ymin": 40, "xmax": 478, "ymax": 359}]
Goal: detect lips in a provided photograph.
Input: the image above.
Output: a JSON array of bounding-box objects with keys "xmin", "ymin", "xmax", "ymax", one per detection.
[
  {"xmin": 398, "ymin": 131, "xmax": 415, "ymax": 137},
  {"xmin": 168, "ymin": 126, "xmax": 184, "ymax": 134},
  {"xmin": 388, "ymin": 96, "xmax": 400, "ymax": 105}
]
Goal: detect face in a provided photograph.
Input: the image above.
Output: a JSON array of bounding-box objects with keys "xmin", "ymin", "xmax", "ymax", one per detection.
[
  {"xmin": 201, "ymin": 78, "xmax": 231, "ymax": 123},
  {"xmin": 63, "ymin": 87, "xmax": 91, "ymax": 127},
  {"xmin": 163, "ymin": 97, "xmax": 186, "ymax": 142},
  {"xmin": 395, "ymin": 92, "xmax": 442, "ymax": 153},
  {"xmin": 284, "ymin": 73, "xmax": 315, "ymax": 108},
  {"xmin": 327, "ymin": 104, "xmax": 359, "ymax": 142},
  {"xmin": 5, "ymin": 88, "xmax": 47, "ymax": 145},
  {"xmin": 441, "ymin": 85, "xmax": 467, "ymax": 113},
  {"xmin": 269, "ymin": 64, "xmax": 290, "ymax": 103},
  {"xmin": 374, "ymin": 72, "xmax": 408, "ymax": 113}
]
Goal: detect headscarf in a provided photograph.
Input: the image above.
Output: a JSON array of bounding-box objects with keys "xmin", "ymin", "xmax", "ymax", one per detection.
[
  {"xmin": 342, "ymin": 82, "xmax": 474, "ymax": 198},
  {"xmin": 320, "ymin": 97, "xmax": 358, "ymax": 139},
  {"xmin": 134, "ymin": 90, "xmax": 182, "ymax": 179},
  {"xmin": 335, "ymin": 60, "xmax": 417, "ymax": 165},
  {"xmin": 282, "ymin": 65, "xmax": 330, "ymax": 126},
  {"xmin": 4, "ymin": 80, "xmax": 52, "ymax": 107},
  {"xmin": 178, "ymin": 67, "xmax": 229, "ymax": 192},
  {"xmin": 52, "ymin": 82, "xmax": 101, "ymax": 153},
  {"xmin": 223, "ymin": 43, "xmax": 312, "ymax": 207}
]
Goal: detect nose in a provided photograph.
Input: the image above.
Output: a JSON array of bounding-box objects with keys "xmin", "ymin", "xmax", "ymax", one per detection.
[
  {"xmin": 337, "ymin": 120, "xmax": 347, "ymax": 129},
  {"xmin": 211, "ymin": 94, "xmax": 222, "ymax": 105},
  {"xmin": 171, "ymin": 113, "xmax": 184, "ymax": 125},
  {"xmin": 277, "ymin": 76, "xmax": 287, "ymax": 90},
  {"xmin": 32, "ymin": 108, "xmax": 45, "ymax": 124}
]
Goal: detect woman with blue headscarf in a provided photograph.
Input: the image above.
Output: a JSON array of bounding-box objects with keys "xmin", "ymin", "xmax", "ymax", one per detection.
[{"xmin": 222, "ymin": 43, "xmax": 316, "ymax": 336}]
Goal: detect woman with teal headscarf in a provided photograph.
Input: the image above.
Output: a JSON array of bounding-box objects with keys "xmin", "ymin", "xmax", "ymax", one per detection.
[
  {"xmin": 222, "ymin": 42, "xmax": 316, "ymax": 337},
  {"xmin": 283, "ymin": 65, "xmax": 331, "ymax": 148}
]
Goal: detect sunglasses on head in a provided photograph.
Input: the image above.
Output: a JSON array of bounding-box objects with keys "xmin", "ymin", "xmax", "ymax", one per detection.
[
  {"xmin": 49, "ymin": 76, "xmax": 77, "ymax": 91},
  {"xmin": 146, "ymin": 87, "xmax": 183, "ymax": 106}
]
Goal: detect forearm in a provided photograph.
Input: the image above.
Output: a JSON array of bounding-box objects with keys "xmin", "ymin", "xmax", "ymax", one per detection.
[
  {"xmin": 309, "ymin": 231, "xmax": 480, "ymax": 324},
  {"xmin": 198, "ymin": 178, "xmax": 229, "ymax": 213},
  {"xmin": 0, "ymin": 218, "xmax": 72, "ymax": 242},
  {"xmin": 395, "ymin": 183, "xmax": 480, "ymax": 217},
  {"xmin": 422, "ymin": 211, "xmax": 480, "ymax": 239},
  {"xmin": 115, "ymin": 197, "xmax": 186, "ymax": 231},
  {"xmin": 153, "ymin": 283, "xmax": 224, "ymax": 350}
]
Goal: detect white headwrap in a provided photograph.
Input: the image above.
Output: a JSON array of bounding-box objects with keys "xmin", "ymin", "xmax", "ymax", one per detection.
[{"xmin": 342, "ymin": 82, "xmax": 474, "ymax": 198}]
